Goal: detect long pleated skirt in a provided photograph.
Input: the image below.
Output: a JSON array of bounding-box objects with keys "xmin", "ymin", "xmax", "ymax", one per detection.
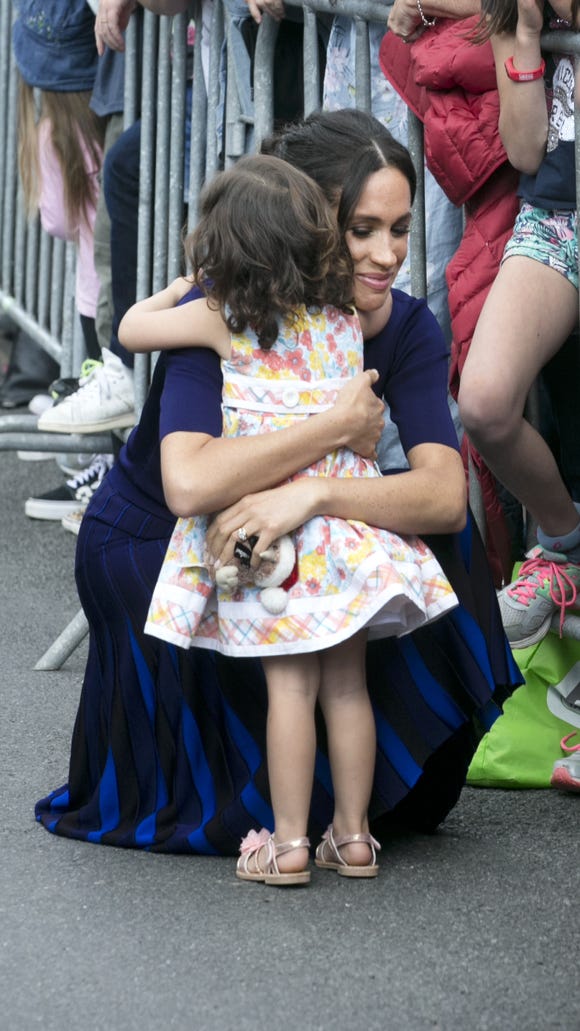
[{"xmin": 35, "ymin": 476, "xmax": 522, "ymax": 854}]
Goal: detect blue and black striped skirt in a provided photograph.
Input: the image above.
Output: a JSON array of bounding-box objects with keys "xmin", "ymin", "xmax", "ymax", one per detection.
[{"xmin": 35, "ymin": 477, "xmax": 522, "ymax": 854}]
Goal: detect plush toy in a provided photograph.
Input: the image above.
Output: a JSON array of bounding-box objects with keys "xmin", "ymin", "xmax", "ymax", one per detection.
[{"xmin": 214, "ymin": 533, "xmax": 297, "ymax": 614}]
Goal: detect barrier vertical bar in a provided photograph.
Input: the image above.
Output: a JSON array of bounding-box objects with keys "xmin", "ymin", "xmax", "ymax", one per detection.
[
  {"xmin": 152, "ymin": 17, "xmax": 172, "ymax": 293},
  {"xmin": 253, "ymin": 14, "xmax": 279, "ymax": 147},
  {"xmin": 13, "ymin": 185, "xmax": 26, "ymax": 307},
  {"xmin": 2, "ymin": 41, "xmax": 18, "ymax": 295},
  {"xmin": 124, "ymin": 15, "xmax": 140, "ymax": 128},
  {"xmin": 25, "ymin": 214, "xmax": 40, "ymax": 318},
  {"xmin": 136, "ymin": 10, "xmax": 158, "ymax": 306},
  {"xmin": 224, "ymin": 10, "xmax": 249, "ymax": 165},
  {"xmin": 168, "ymin": 12, "xmax": 188, "ymax": 278},
  {"xmin": 353, "ymin": 17, "xmax": 371, "ymax": 112},
  {"xmin": 49, "ymin": 238, "xmax": 66, "ymax": 343},
  {"xmin": 201, "ymin": 0, "xmax": 221, "ymax": 187},
  {"xmin": 302, "ymin": 7, "xmax": 320, "ymax": 116},
  {"xmin": 0, "ymin": 0, "xmax": 11, "ymax": 274},
  {"xmin": 37, "ymin": 232, "xmax": 52, "ymax": 327},
  {"xmin": 406, "ymin": 111, "xmax": 427, "ymax": 299}
]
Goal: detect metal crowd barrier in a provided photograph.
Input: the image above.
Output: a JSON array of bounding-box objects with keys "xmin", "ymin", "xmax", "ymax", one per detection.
[
  {"xmin": 0, "ymin": 0, "xmax": 129, "ymax": 456},
  {"xmin": 1, "ymin": 0, "xmax": 579, "ymax": 663},
  {"xmin": 22, "ymin": 0, "xmax": 432, "ymax": 669},
  {"xmin": 0, "ymin": 0, "xmax": 421, "ymax": 424}
]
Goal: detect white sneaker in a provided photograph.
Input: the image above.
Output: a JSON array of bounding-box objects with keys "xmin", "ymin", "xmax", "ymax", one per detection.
[
  {"xmin": 61, "ymin": 508, "xmax": 85, "ymax": 536},
  {"xmin": 37, "ymin": 349, "xmax": 135, "ymax": 433},
  {"xmin": 17, "ymin": 450, "xmax": 58, "ymax": 462},
  {"xmin": 28, "ymin": 393, "xmax": 53, "ymax": 415}
]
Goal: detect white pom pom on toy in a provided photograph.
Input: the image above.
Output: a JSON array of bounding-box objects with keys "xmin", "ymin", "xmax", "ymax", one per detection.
[
  {"xmin": 254, "ymin": 534, "xmax": 296, "ymax": 613},
  {"xmin": 259, "ymin": 586, "xmax": 292, "ymax": 614}
]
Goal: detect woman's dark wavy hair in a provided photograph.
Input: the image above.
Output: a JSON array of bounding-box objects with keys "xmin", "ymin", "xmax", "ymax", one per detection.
[
  {"xmin": 477, "ymin": 0, "xmax": 579, "ymax": 38},
  {"xmin": 261, "ymin": 108, "xmax": 416, "ymax": 238},
  {"xmin": 185, "ymin": 154, "xmax": 354, "ymax": 348}
]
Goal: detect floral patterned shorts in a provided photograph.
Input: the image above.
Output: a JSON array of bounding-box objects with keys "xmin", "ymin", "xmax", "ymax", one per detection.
[{"xmin": 502, "ymin": 202, "xmax": 578, "ymax": 290}]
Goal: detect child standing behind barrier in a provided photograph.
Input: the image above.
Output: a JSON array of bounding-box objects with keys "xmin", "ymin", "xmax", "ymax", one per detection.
[
  {"xmin": 13, "ymin": 0, "xmax": 105, "ymax": 363},
  {"xmin": 458, "ymin": 0, "xmax": 580, "ymax": 649},
  {"xmin": 119, "ymin": 154, "xmax": 458, "ymax": 886}
]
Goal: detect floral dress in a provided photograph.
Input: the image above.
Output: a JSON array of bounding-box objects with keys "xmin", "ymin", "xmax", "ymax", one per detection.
[{"xmin": 145, "ymin": 305, "xmax": 458, "ymax": 656}]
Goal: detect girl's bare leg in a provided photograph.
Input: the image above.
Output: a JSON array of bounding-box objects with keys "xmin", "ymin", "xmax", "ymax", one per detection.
[
  {"xmin": 260, "ymin": 652, "xmax": 321, "ymax": 874},
  {"xmin": 459, "ymin": 256, "xmax": 579, "ymax": 537},
  {"xmin": 318, "ymin": 632, "xmax": 376, "ymax": 867}
]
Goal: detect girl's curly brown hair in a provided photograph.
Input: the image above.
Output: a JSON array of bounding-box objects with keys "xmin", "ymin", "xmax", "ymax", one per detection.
[{"xmin": 184, "ymin": 154, "xmax": 354, "ymax": 349}]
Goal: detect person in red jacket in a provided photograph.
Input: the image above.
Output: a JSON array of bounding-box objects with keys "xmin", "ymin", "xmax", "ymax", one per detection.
[
  {"xmin": 458, "ymin": 0, "xmax": 580, "ymax": 650},
  {"xmin": 379, "ymin": 16, "xmax": 521, "ymax": 586}
]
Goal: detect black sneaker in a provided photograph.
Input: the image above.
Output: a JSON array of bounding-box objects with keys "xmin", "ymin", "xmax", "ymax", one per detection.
[
  {"xmin": 48, "ymin": 359, "xmax": 103, "ymax": 407},
  {"xmin": 49, "ymin": 376, "xmax": 79, "ymax": 405},
  {"xmin": 24, "ymin": 453, "xmax": 114, "ymax": 520}
]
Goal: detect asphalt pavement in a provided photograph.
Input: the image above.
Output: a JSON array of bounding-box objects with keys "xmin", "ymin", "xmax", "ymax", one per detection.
[{"xmin": 1, "ymin": 446, "xmax": 579, "ymax": 1031}]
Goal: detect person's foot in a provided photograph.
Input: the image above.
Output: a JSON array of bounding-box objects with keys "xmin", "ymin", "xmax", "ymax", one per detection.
[
  {"xmin": 315, "ymin": 825, "xmax": 380, "ymax": 877},
  {"xmin": 27, "ymin": 393, "xmax": 53, "ymax": 416},
  {"xmin": 236, "ymin": 829, "xmax": 311, "ymax": 885},
  {"xmin": 37, "ymin": 350, "xmax": 134, "ymax": 433},
  {"xmin": 61, "ymin": 508, "xmax": 85, "ymax": 536},
  {"xmin": 47, "ymin": 358, "xmax": 103, "ymax": 408},
  {"xmin": 24, "ymin": 453, "xmax": 114, "ymax": 520},
  {"xmin": 497, "ymin": 546, "xmax": 580, "ymax": 649},
  {"xmin": 551, "ymin": 732, "xmax": 580, "ymax": 793},
  {"xmin": 55, "ymin": 452, "xmax": 97, "ymax": 476}
]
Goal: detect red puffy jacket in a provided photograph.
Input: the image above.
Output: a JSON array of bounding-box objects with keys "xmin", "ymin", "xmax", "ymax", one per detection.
[{"xmin": 380, "ymin": 19, "xmax": 521, "ymax": 586}]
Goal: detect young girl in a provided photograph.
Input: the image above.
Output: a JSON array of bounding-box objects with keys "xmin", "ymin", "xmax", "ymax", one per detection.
[
  {"xmin": 119, "ymin": 154, "xmax": 458, "ymax": 886},
  {"xmin": 13, "ymin": 0, "xmax": 106, "ymax": 362},
  {"xmin": 458, "ymin": 0, "xmax": 580, "ymax": 650}
]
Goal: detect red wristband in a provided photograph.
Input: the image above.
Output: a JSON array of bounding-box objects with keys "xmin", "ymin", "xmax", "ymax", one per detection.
[{"xmin": 504, "ymin": 56, "xmax": 546, "ymax": 82}]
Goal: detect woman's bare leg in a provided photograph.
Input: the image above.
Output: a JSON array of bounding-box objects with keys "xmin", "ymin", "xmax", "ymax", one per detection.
[
  {"xmin": 459, "ymin": 256, "xmax": 579, "ymax": 537},
  {"xmin": 318, "ymin": 632, "xmax": 376, "ymax": 867},
  {"xmin": 260, "ymin": 652, "xmax": 320, "ymax": 873}
]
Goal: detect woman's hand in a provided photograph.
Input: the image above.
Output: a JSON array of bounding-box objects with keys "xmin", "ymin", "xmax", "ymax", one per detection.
[
  {"xmin": 245, "ymin": 0, "xmax": 286, "ymax": 24},
  {"xmin": 95, "ymin": 0, "xmax": 138, "ymax": 55},
  {"xmin": 206, "ymin": 479, "xmax": 319, "ymax": 570},
  {"xmin": 387, "ymin": 0, "xmax": 424, "ymax": 41},
  {"xmin": 333, "ymin": 369, "xmax": 385, "ymax": 460}
]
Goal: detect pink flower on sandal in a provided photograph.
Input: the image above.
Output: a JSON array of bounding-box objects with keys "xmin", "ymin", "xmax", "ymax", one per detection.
[{"xmin": 239, "ymin": 827, "xmax": 271, "ymax": 855}]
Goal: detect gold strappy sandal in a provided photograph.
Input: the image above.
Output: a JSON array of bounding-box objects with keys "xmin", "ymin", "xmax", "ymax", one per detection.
[
  {"xmin": 236, "ymin": 828, "xmax": 311, "ymax": 886},
  {"xmin": 315, "ymin": 824, "xmax": 380, "ymax": 878}
]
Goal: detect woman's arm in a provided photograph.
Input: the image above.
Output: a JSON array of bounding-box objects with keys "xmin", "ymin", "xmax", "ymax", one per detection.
[
  {"xmin": 490, "ymin": 0, "xmax": 550, "ymax": 174},
  {"xmin": 95, "ymin": 0, "xmax": 189, "ymax": 55},
  {"xmin": 246, "ymin": 0, "xmax": 286, "ymax": 24},
  {"xmin": 387, "ymin": 0, "xmax": 479, "ymax": 41},
  {"xmin": 205, "ymin": 442, "xmax": 467, "ymax": 568},
  {"xmin": 161, "ymin": 368, "xmax": 386, "ymax": 516},
  {"xmin": 119, "ymin": 281, "xmax": 230, "ymax": 356}
]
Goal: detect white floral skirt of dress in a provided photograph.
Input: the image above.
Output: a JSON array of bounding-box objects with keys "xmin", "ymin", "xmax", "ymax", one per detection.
[{"xmin": 145, "ymin": 491, "xmax": 459, "ymax": 658}]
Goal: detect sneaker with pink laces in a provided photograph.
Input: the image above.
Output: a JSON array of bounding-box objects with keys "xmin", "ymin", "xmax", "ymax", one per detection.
[
  {"xmin": 551, "ymin": 732, "xmax": 580, "ymax": 793},
  {"xmin": 497, "ymin": 546, "xmax": 580, "ymax": 649}
]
